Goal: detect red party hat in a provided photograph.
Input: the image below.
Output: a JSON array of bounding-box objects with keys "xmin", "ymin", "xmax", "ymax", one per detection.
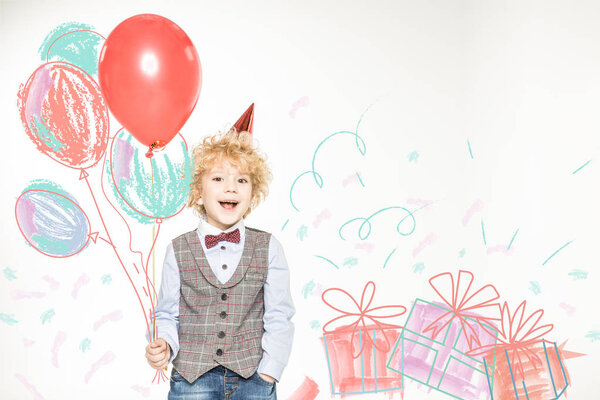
[{"xmin": 232, "ymin": 103, "xmax": 254, "ymax": 134}]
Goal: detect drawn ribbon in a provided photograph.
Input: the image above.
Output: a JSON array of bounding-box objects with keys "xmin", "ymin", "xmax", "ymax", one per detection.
[
  {"xmin": 322, "ymin": 281, "xmax": 406, "ymax": 359},
  {"xmin": 467, "ymin": 300, "xmax": 554, "ymax": 380},
  {"xmin": 424, "ymin": 270, "xmax": 501, "ymax": 350}
]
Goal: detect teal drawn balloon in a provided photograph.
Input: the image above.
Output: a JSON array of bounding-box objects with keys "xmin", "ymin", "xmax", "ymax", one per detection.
[
  {"xmin": 38, "ymin": 22, "xmax": 104, "ymax": 77},
  {"xmin": 107, "ymin": 129, "xmax": 193, "ymax": 224}
]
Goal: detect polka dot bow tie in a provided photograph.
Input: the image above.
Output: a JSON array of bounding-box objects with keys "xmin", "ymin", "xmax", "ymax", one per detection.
[{"xmin": 205, "ymin": 229, "xmax": 241, "ymax": 249}]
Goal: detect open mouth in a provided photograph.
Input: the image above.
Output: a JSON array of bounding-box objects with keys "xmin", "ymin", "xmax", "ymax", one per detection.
[{"xmin": 219, "ymin": 201, "xmax": 238, "ymax": 210}]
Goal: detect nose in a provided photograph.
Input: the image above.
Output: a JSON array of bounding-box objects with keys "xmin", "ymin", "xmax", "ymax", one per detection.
[{"xmin": 224, "ymin": 177, "xmax": 238, "ymax": 192}]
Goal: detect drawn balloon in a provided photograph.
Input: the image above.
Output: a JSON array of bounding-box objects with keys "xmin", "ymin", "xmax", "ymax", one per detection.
[
  {"xmin": 106, "ymin": 128, "xmax": 193, "ymax": 224},
  {"xmin": 15, "ymin": 184, "xmax": 91, "ymax": 258},
  {"xmin": 17, "ymin": 62, "xmax": 110, "ymax": 169}
]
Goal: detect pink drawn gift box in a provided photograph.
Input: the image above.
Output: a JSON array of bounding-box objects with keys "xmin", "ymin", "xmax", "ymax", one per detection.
[{"xmin": 321, "ymin": 281, "xmax": 406, "ymax": 396}]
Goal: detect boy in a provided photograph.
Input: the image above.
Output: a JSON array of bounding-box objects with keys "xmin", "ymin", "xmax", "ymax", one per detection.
[{"xmin": 145, "ymin": 128, "xmax": 295, "ymax": 400}]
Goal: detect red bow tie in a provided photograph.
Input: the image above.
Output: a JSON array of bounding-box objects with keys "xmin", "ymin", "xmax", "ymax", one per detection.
[{"xmin": 205, "ymin": 229, "xmax": 241, "ymax": 249}]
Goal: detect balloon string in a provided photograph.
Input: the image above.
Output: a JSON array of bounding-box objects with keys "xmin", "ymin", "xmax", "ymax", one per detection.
[{"xmin": 152, "ymin": 222, "xmax": 156, "ymax": 338}]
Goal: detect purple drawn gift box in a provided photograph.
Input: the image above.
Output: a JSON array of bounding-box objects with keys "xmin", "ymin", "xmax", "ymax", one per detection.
[{"xmin": 387, "ymin": 299, "xmax": 497, "ymax": 400}]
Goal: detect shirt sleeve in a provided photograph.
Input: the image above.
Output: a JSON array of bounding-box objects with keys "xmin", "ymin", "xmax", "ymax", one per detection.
[
  {"xmin": 257, "ymin": 235, "xmax": 296, "ymax": 382},
  {"xmin": 146, "ymin": 242, "xmax": 180, "ymax": 363}
]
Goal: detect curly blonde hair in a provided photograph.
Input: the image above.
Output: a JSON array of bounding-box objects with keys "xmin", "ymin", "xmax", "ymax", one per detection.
[{"xmin": 188, "ymin": 131, "xmax": 272, "ymax": 218}]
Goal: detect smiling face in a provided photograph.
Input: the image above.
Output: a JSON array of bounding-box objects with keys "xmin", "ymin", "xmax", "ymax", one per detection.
[{"xmin": 197, "ymin": 159, "xmax": 253, "ymax": 231}]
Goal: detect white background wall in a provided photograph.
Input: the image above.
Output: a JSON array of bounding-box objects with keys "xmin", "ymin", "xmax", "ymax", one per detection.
[{"xmin": 1, "ymin": 0, "xmax": 599, "ymax": 398}]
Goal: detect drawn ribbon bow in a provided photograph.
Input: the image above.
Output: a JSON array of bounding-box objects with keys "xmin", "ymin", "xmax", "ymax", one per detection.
[
  {"xmin": 467, "ymin": 300, "xmax": 554, "ymax": 380},
  {"xmin": 423, "ymin": 270, "xmax": 501, "ymax": 350},
  {"xmin": 322, "ymin": 281, "xmax": 406, "ymax": 359}
]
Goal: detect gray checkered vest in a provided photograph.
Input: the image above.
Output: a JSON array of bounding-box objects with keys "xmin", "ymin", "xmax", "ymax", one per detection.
[{"xmin": 171, "ymin": 227, "xmax": 271, "ymax": 383}]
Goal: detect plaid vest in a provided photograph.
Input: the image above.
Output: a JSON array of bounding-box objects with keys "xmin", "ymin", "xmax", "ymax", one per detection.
[{"xmin": 171, "ymin": 226, "xmax": 271, "ymax": 383}]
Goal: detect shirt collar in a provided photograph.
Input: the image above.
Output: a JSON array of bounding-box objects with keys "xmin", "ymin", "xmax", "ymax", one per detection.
[{"xmin": 197, "ymin": 216, "xmax": 245, "ymax": 238}]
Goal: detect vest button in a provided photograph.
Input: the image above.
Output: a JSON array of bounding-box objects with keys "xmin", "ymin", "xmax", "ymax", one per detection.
[
  {"xmin": 222, "ymin": 264, "xmax": 228, "ymax": 270},
  {"xmin": 219, "ymin": 311, "xmax": 227, "ymax": 319},
  {"xmin": 220, "ymin": 246, "xmax": 226, "ymax": 250},
  {"xmin": 221, "ymin": 293, "xmax": 228, "ymax": 301},
  {"xmin": 218, "ymin": 331, "xmax": 225, "ymax": 338},
  {"xmin": 216, "ymin": 349, "xmax": 223, "ymax": 356}
]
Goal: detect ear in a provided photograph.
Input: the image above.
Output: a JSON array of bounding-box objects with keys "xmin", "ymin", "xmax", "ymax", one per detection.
[{"xmin": 196, "ymin": 197, "xmax": 203, "ymax": 206}]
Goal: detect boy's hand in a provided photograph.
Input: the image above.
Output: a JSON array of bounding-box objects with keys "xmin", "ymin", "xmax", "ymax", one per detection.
[
  {"xmin": 145, "ymin": 338, "xmax": 170, "ymax": 370},
  {"xmin": 259, "ymin": 373, "xmax": 276, "ymax": 383}
]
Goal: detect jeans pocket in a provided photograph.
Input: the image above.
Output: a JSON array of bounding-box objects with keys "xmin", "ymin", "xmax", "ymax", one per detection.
[
  {"xmin": 170, "ymin": 369, "xmax": 185, "ymax": 383},
  {"xmin": 254, "ymin": 372, "xmax": 276, "ymax": 387}
]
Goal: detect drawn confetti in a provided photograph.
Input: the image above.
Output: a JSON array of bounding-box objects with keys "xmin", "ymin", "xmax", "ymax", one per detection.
[
  {"xmin": 412, "ymin": 262, "xmax": 425, "ymax": 274},
  {"xmin": 309, "ymin": 320, "xmax": 321, "ymax": 330},
  {"xmin": 72, "ymin": 273, "xmax": 90, "ymax": 299},
  {"xmin": 342, "ymin": 257, "xmax": 358, "ymax": 268},
  {"xmin": 11, "ymin": 290, "xmax": 46, "ymax": 300},
  {"xmin": 467, "ymin": 139, "xmax": 474, "ymax": 159},
  {"xmin": 354, "ymin": 242, "xmax": 375, "ymax": 253},
  {"xmin": 342, "ymin": 172, "xmax": 365, "ymax": 187},
  {"xmin": 3, "ymin": 267, "xmax": 17, "ymax": 280},
  {"xmin": 529, "ymin": 281, "xmax": 541, "ymax": 295},
  {"xmin": 42, "ymin": 275, "xmax": 60, "ymax": 290},
  {"xmin": 572, "ymin": 159, "xmax": 592, "ymax": 174},
  {"xmin": 0, "ymin": 313, "xmax": 19, "ymax": 325},
  {"xmin": 481, "ymin": 219, "xmax": 487, "ymax": 245},
  {"xmin": 297, "ymin": 225, "xmax": 308, "ymax": 241},
  {"xmin": 281, "ymin": 219, "xmax": 289, "ymax": 231},
  {"xmin": 15, "ymin": 373, "xmax": 46, "ymax": 400},
  {"xmin": 486, "ymin": 244, "xmax": 513, "ymax": 255},
  {"xmin": 412, "ymin": 233, "xmax": 436, "ymax": 257},
  {"xmin": 312, "ymin": 208, "xmax": 331, "ymax": 228},
  {"xmin": 406, "ymin": 198, "xmax": 433, "ymax": 209},
  {"xmin": 80, "ymin": 338, "xmax": 91, "ymax": 352},
  {"xmin": 51, "ymin": 331, "xmax": 67, "ymax": 368},
  {"xmin": 568, "ymin": 269, "xmax": 588, "ymax": 280},
  {"xmin": 408, "ymin": 151, "xmax": 419, "ymax": 163},
  {"xmin": 289, "ymin": 96, "xmax": 309, "ymax": 118},
  {"xmin": 462, "ymin": 199, "xmax": 483, "ymax": 226},
  {"xmin": 542, "ymin": 240, "xmax": 573, "ymax": 266},
  {"xmin": 458, "ymin": 248, "xmax": 466, "ymax": 258},
  {"xmin": 93, "ymin": 310, "xmax": 123, "ymax": 331},
  {"xmin": 383, "ymin": 248, "xmax": 396, "ymax": 269},
  {"xmin": 339, "ymin": 205, "xmax": 416, "ymax": 240},
  {"xmin": 585, "ymin": 331, "xmax": 600, "ymax": 342},
  {"xmin": 314, "ymin": 255, "xmax": 339, "ymax": 270},
  {"xmin": 84, "ymin": 351, "xmax": 115, "ymax": 383},
  {"xmin": 101, "ymin": 274, "xmax": 112, "ymax": 285},
  {"xmin": 40, "ymin": 309, "xmax": 55, "ymax": 325},
  {"xmin": 287, "ymin": 376, "xmax": 320, "ymax": 400},
  {"xmin": 559, "ymin": 302, "xmax": 575, "ymax": 317},
  {"xmin": 507, "ymin": 228, "xmax": 519, "ymax": 250},
  {"xmin": 301, "ymin": 281, "xmax": 316, "ymax": 299},
  {"xmin": 289, "ymin": 108, "xmax": 369, "ymax": 212},
  {"xmin": 131, "ymin": 385, "xmax": 151, "ymax": 398}
]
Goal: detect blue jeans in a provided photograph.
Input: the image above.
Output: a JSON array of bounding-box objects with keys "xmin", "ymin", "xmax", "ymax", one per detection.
[{"xmin": 168, "ymin": 366, "xmax": 277, "ymax": 400}]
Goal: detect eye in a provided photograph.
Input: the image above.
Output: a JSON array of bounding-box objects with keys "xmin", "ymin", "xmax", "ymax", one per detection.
[
  {"xmin": 212, "ymin": 177, "xmax": 223, "ymax": 182},
  {"xmin": 238, "ymin": 178, "xmax": 248, "ymax": 184}
]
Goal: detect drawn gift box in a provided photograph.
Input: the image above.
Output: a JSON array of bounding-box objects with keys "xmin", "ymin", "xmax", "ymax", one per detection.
[
  {"xmin": 387, "ymin": 270, "xmax": 501, "ymax": 400},
  {"xmin": 321, "ymin": 281, "xmax": 406, "ymax": 396},
  {"xmin": 467, "ymin": 301, "xmax": 580, "ymax": 400}
]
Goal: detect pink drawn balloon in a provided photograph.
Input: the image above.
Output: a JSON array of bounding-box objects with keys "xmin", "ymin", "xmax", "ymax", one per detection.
[{"xmin": 17, "ymin": 61, "xmax": 110, "ymax": 169}]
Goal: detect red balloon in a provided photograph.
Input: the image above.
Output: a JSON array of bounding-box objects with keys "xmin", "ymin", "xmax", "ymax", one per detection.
[{"xmin": 98, "ymin": 14, "xmax": 201, "ymax": 154}]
